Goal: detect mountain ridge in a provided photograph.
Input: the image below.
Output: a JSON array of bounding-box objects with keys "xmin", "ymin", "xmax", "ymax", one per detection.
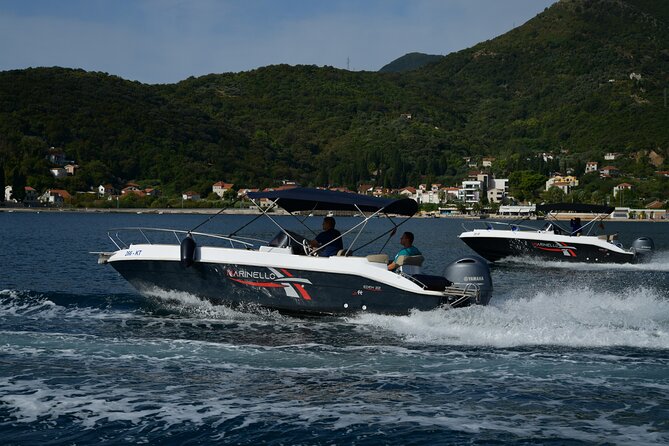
[{"xmin": 378, "ymin": 52, "xmax": 444, "ymax": 73}]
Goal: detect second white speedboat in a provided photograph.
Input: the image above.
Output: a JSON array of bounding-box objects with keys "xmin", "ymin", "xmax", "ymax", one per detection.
[{"xmin": 459, "ymin": 203, "xmax": 654, "ymax": 264}]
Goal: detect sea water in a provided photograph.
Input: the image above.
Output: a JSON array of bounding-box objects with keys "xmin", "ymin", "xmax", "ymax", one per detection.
[{"xmin": 1, "ymin": 212, "xmax": 668, "ymax": 445}]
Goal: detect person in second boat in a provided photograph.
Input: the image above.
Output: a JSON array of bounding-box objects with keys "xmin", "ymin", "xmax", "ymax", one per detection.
[
  {"xmin": 388, "ymin": 231, "xmax": 421, "ymax": 271},
  {"xmin": 309, "ymin": 216, "xmax": 343, "ymax": 257}
]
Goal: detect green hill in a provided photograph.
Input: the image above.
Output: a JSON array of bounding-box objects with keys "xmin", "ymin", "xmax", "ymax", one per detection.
[
  {"xmin": 379, "ymin": 52, "xmax": 444, "ymax": 73},
  {"xmin": 407, "ymin": 0, "xmax": 669, "ymax": 158},
  {"xmin": 1, "ymin": 0, "xmax": 667, "ymax": 204}
]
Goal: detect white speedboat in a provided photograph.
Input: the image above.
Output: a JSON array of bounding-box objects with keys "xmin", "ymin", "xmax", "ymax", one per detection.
[
  {"xmin": 98, "ymin": 188, "xmax": 493, "ymax": 315},
  {"xmin": 459, "ymin": 203, "xmax": 654, "ymax": 264}
]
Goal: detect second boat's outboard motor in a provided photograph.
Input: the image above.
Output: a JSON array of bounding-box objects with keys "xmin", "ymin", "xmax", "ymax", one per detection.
[
  {"xmin": 443, "ymin": 256, "xmax": 493, "ymax": 305},
  {"xmin": 631, "ymin": 237, "xmax": 655, "ymax": 262},
  {"xmin": 180, "ymin": 233, "xmax": 196, "ymax": 268}
]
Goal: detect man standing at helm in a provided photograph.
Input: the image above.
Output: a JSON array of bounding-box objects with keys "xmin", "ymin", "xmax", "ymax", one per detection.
[{"xmin": 310, "ymin": 216, "xmax": 343, "ymax": 257}]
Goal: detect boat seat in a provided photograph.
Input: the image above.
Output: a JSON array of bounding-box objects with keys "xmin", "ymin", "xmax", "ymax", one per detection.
[
  {"xmin": 397, "ymin": 255, "xmax": 424, "ymax": 275},
  {"xmin": 598, "ymin": 234, "xmax": 618, "ymax": 242},
  {"xmin": 366, "ymin": 254, "xmax": 389, "ymax": 264}
]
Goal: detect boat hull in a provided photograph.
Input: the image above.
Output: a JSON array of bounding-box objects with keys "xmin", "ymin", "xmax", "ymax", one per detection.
[
  {"xmin": 111, "ymin": 259, "xmax": 459, "ymax": 316},
  {"xmin": 460, "ymin": 234, "xmax": 635, "ymax": 264}
]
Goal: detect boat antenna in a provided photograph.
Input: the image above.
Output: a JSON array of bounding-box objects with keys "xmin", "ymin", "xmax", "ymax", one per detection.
[
  {"xmin": 379, "ymin": 225, "xmax": 398, "ymax": 252},
  {"xmin": 188, "ymin": 199, "xmax": 239, "ymax": 233},
  {"xmin": 351, "ymin": 215, "xmax": 410, "ymax": 254},
  {"xmin": 228, "ymin": 212, "xmax": 264, "ymax": 237}
]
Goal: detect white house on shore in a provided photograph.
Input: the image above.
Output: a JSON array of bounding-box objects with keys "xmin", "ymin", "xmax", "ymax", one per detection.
[
  {"xmin": 50, "ymin": 167, "xmax": 67, "ymax": 179},
  {"xmin": 212, "ymin": 181, "xmax": 234, "ymax": 198},
  {"xmin": 457, "ymin": 174, "xmax": 509, "ymax": 204},
  {"xmin": 585, "ymin": 161, "xmax": 598, "ymax": 173},
  {"xmin": 613, "ymin": 182, "xmax": 633, "ymax": 197},
  {"xmin": 498, "ymin": 205, "xmax": 535, "ymax": 216},
  {"xmin": 459, "ymin": 181, "xmax": 482, "ymax": 204},
  {"xmin": 546, "ymin": 175, "xmax": 579, "ymax": 193},
  {"xmin": 487, "ymin": 178, "xmax": 509, "ymax": 203},
  {"xmin": 98, "ymin": 184, "xmax": 115, "ymax": 197},
  {"xmin": 38, "ymin": 189, "xmax": 72, "ymax": 206},
  {"xmin": 182, "ymin": 191, "xmax": 200, "ymax": 201}
]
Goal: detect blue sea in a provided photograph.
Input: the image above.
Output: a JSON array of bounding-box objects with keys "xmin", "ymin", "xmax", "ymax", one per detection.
[{"xmin": 1, "ymin": 211, "xmax": 668, "ymax": 445}]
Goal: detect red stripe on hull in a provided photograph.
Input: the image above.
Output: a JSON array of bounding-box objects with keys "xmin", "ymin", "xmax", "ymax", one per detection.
[{"xmin": 229, "ymin": 278, "xmax": 284, "ymax": 288}]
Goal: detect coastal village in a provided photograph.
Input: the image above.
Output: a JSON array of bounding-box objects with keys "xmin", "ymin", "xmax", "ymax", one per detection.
[{"xmin": 2, "ymin": 146, "xmax": 667, "ymax": 220}]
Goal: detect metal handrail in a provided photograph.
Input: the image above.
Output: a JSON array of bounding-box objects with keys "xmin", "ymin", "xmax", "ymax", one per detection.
[
  {"xmin": 461, "ymin": 221, "xmax": 540, "ymax": 233},
  {"xmin": 106, "ymin": 227, "xmax": 259, "ymax": 250},
  {"xmin": 397, "ymin": 271, "xmax": 480, "ymax": 298}
]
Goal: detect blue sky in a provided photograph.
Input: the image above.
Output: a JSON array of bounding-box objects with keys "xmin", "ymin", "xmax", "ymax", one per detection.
[{"xmin": 0, "ymin": 0, "xmax": 557, "ymax": 84}]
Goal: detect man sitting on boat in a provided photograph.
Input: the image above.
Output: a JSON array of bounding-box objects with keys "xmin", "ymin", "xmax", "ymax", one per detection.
[
  {"xmin": 388, "ymin": 231, "xmax": 421, "ymax": 271},
  {"xmin": 309, "ymin": 216, "xmax": 343, "ymax": 256},
  {"xmin": 570, "ymin": 217, "xmax": 582, "ymax": 236}
]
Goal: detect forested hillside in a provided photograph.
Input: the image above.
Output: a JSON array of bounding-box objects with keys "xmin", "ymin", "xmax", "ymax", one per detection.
[
  {"xmin": 378, "ymin": 52, "xmax": 444, "ymax": 73},
  {"xmin": 1, "ymin": 0, "xmax": 667, "ymax": 203}
]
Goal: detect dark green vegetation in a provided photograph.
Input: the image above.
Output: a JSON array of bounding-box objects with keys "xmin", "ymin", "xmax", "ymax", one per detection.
[
  {"xmin": 378, "ymin": 52, "xmax": 444, "ymax": 73},
  {"xmin": 0, "ymin": 0, "xmax": 667, "ymax": 206}
]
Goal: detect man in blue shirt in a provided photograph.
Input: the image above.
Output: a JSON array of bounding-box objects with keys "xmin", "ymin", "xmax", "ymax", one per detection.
[
  {"xmin": 388, "ymin": 231, "xmax": 421, "ymax": 271},
  {"xmin": 310, "ymin": 216, "xmax": 343, "ymax": 256}
]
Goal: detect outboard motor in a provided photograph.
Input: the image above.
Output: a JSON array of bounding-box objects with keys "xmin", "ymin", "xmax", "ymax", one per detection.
[
  {"xmin": 631, "ymin": 237, "xmax": 655, "ymax": 262},
  {"xmin": 180, "ymin": 233, "xmax": 196, "ymax": 268},
  {"xmin": 443, "ymin": 256, "xmax": 493, "ymax": 305}
]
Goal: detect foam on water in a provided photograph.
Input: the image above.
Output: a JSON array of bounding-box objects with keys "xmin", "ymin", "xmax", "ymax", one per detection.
[
  {"xmin": 2, "ymin": 293, "xmax": 668, "ymax": 444},
  {"xmin": 352, "ymin": 285, "xmax": 669, "ymax": 348},
  {"xmin": 142, "ymin": 287, "xmax": 288, "ymax": 322},
  {"xmin": 0, "ymin": 289, "xmax": 136, "ymax": 322},
  {"xmin": 1, "ymin": 372, "xmax": 666, "ymax": 445},
  {"xmin": 5, "ymin": 284, "xmax": 669, "ymax": 350},
  {"xmin": 500, "ymin": 249, "xmax": 669, "ymax": 272}
]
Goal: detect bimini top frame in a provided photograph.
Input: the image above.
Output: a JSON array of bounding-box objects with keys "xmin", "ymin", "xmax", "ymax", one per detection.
[
  {"xmin": 462, "ymin": 203, "xmax": 615, "ymax": 237},
  {"xmin": 536, "ymin": 203, "xmax": 614, "ymax": 236},
  {"xmin": 245, "ymin": 188, "xmax": 419, "ymax": 256},
  {"xmin": 247, "ymin": 187, "xmax": 418, "ymax": 216}
]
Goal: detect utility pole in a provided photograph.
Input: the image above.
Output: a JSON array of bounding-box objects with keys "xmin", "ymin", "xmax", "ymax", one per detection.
[{"xmin": 347, "ymin": 57, "xmax": 350, "ymax": 71}]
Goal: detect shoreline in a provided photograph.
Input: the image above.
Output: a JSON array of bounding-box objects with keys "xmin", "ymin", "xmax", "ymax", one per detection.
[
  {"xmin": 0, "ymin": 206, "xmax": 665, "ymax": 221},
  {"xmin": 0, "ymin": 206, "xmax": 279, "ymax": 215}
]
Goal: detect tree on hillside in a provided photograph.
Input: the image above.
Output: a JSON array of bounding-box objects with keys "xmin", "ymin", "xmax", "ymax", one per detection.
[
  {"xmin": 11, "ymin": 168, "xmax": 26, "ymax": 202},
  {"xmin": 509, "ymin": 171, "xmax": 547, "ymax": 203},
  {"xmin": 542, "ymin": 186, "xmax": 567, "ymax": 203}
]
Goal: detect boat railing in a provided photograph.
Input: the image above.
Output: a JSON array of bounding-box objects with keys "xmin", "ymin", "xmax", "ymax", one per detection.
[
  {"xmin": 399, "ymin": 272, "xmax": 480, "ymax": 300},
  {"xmin": 461, "ymin": 220, "xmax": 541, "ymax": 233},
  {"xmin": 107, "ymin": 227, "xmax": 261, "ymax": 251},
  {"xmin": 462, "ymin": 215, "xmax": 613, "ymax": 238}
]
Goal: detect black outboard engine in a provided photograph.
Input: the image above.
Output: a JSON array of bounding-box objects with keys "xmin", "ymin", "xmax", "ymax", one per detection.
[
  {"xmin": 180, "ymin": 233, "xmax": 196, "ymax": 268},
  {"xmin": 631, "ymin": 237, "xmax": 655, "ymax": 262},
  {"xmin": 443, "ymin": 256, "xmax": 493, "ymax": 305}
]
